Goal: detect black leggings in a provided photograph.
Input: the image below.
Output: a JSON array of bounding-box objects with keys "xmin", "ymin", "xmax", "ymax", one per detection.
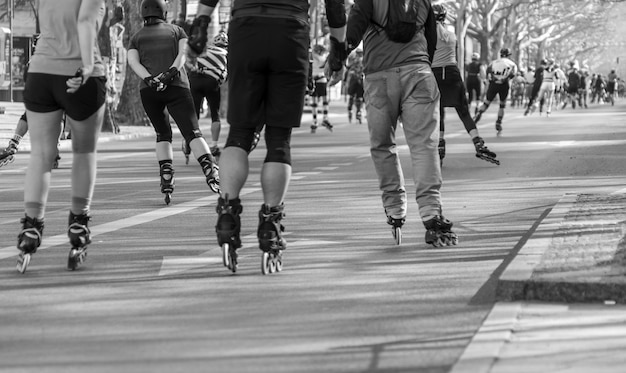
[
  {"xmin": 189, "ymin": 74, "xmax": 221, "ymax": 122},
  {"xmin": 140, "ymin": 86, "xmax": 203, "ymax": 144}
]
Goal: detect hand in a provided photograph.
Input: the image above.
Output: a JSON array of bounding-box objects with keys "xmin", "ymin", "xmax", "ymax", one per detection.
[
  {"xmin": 328, "ymin": 36, "xmax": 348, "ymax": 73},
  {"xmin": 156, "ymin": 67, "xmax": 179, "ymax": 85},
  {"xmin": 326, "ymin": 65, "xmax": 344, "ymax": 87},
  {"xmin": 66, "ymin": 65, "xmax": 93, "ymax": 93},
  {"xmin": 143, "ymin": 76, "xmax": 165, "ymax": 91}
]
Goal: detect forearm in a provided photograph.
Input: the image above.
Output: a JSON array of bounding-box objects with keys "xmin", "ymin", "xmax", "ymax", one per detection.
[
  {"xmin": 76, "ymin": 0, "xmax": 102, "ymax": 69},
  {"xmin": 127, "ymin": 50, "xmax": 151, "ymax": 79}
]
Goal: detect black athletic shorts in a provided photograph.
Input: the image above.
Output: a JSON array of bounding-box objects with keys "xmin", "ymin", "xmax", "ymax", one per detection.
[
  {"xmin": 227, "ymin": 16, "xmax": 309, "ymax": 129},
  {"xmin": 24, "ymin": 73, "xmax": 106, "ymax": 121},
  {"xmin": 432, "ymin": 65, "xmax": 467, "ymax": 108},
  {"xmin": 485, "ymin": 81, "xmax": 510, "ymax": 103}
]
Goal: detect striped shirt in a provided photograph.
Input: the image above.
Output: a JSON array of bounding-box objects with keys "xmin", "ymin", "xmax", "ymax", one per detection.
[{"xmin": 195, "ymin": 45, "xmax": 228, "ymax": 84}]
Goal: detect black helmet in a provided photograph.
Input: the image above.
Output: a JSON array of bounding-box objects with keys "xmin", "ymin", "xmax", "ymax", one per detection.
[
  {"xmin": 432, "ymin": 4, "xmax": 447, "ymax": 22},
  {"xmin": 500, "ymin": 48, "xmax": 511, "ymax": 57},
  {"xmin": 141, "ymin": 0, "xmax": 167, "ymax": 20}
]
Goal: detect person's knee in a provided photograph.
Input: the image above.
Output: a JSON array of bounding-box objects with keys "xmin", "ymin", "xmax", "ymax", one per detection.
[
  {"xmin": 182, "ymin": 128, "xmax": 203, "ymax": 144},
  {"xmin": 264, "ymin": 126, "xmax": 292, "ymax": 165},
  {"xmin": 225, "ymin": 126, "xmax": 256, "ymax": 152}
]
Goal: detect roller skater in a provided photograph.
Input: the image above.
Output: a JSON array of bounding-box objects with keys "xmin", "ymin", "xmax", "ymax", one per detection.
[
  {"xmin": 128, "ymin": 0, "xmax": 220, "ymax": 204},
  {"xmin": 67, "ymin": 212, "xmax": 91, "ymax": 271},
  {"xmin": 473, "ymin": 48, "xmax": 518, "ymax": 134},
  {"xmin": 387, "ymin": 216, "xmax": 405, "ymax": 245},
  {"xmin": 216, "ymin": 196, "xmax": 242, "ymax": 273},
  {"xmin": 159, "ymin": 161, "xmax": 175, "ymax": 205},
  {"xmin": 16, "ymin": 216, "xmax": 44, "ymax": 273},
  {"xmin": 473, "ymin": 136, "xmax": 499, "ymax": 165},
  {"xmin": 431, "ymin": 5, "xmax": 499, "ymax": 166},
  {"xmin": 310, "ymin": 44, "xmax": 332, "ymax": 133},
  {"xmin": 258, "ymin": 203, "xmax": 286, "ymax": 275},
  {"xmin": 424, "ymin": 215, "xmax": 458, "ymax": 248}
]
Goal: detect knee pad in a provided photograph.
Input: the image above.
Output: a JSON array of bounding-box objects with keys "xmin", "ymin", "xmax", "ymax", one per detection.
[
  {"xmin": 499, "ymin": 102, "xmax": 507, "ymax": 109},
  {"xmin": 225, "ymin": 126, "xmax": 257, "ymax": 152},
  {"xmin": 183, "ymin": 128, "xmax": 204, "ymax": 145},
  {"xmin": 156, "ymin": 132, "xmax": 173, "ymax": 143},
  {"xmin": 264, "ymin": 126, "xmax": 292, "ymax": 165}
]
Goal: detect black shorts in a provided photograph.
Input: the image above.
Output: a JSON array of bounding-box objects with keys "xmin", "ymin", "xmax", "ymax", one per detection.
[
  {"xmin": 24, "ymin": 73, "xmax": 106, "ymax": 121},
  {"xmin": 432, "ymin": 65, "xmax": 467, "ymax": 108},
  {"xmin": 227, "ymin": 16, "xmax": 309, "ymax": 129},
  {"xmin": 485, "ymin": 81, "xmax": 510, "ymax": 103},
  {"xmin": 312, "ymin": 79, "xmax": 328, "ymax": 98}
]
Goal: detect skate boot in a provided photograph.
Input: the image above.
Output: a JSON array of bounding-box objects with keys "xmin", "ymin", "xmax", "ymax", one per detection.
[
  {"xmin": 52, "ymin": 151, "xmax": 61, "ymax": 169},
  {"xmin": 199, "ymin": 155, "xmax": 220, "ymax": 194},
  {"xmin": 181, "ymin": 139, "xmax": 190, "ymax": 165},
  {"xmin": 210, "ymin": 145, "xmax": 221, "ymax": 158},
  {"xmin": 0, "ymin": 138, "xmax": 19, "ymax": 169},
  {"xmin": 423, "ymin": 215, "xmax": 458, "ymax": 248},
  {"xmin": 216, "ymin": 196, "xmax": 243, "ymax": 273},
  {"xmin": 160, "ymin": 162, "xmax": 175, "ymax": 205},
  {"xmin": 473, "ymin": 111, "xmax": 482, "ymax": 125},
  {"xmin": 387, "ymin": 216, "xmax": 405, "ymax": 245},
  {"xmin": 310, "ymin": 122, "xmax": 318, "ymax": 134},
  {"xmin": 67, "ymin": 212, "xmax": 91, "ymax": 270},
  {"xmin": 438, "ymin": 138, "xmax": 446, "ymax": 166},
  {"xmin": 250, "ymin": 130, "xmax": 261, "ymax": 153},
  {"xmin": 473, "ymin": 137, "xmax": 500, "ymax": 165},
  {"xmin": 348, "ymin": 110, "xmax": 353, "ymax": 123},
  {"xmin": 16, "ymin": 215, "xmax": 44, "ymax": 273},
  {"xmin": 258, "ymin": 203, "xmax": 286, "ymax": 275},
  {"xmin": 495, "ymin": 121, "xmax": 502, "ymax": 135},
  {"xmin": 523, "ymin": 106, "xmax": 530, "ymax": 116},
  {"xmin": 356, "ymin": 110, "xmax": 362, "ymax": 124},
  {"xmin": 321, "ymin": 119, "xmax": 333, "ymax": 132}
]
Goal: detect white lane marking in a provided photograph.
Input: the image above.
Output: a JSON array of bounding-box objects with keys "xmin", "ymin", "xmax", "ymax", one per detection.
[
  {"xmin": 0, "ymin": 188, "xmax": 259, "ymax": 260},
  {"xmin": 158, "ymin": 237, "xmax": 340, "ymax": 276},
  {"xmin": 315, "ymin": 167, "xmax": 338, "ymax": 171}
]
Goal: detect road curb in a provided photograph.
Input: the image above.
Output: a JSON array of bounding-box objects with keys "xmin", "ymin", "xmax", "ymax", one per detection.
[{"xmin": 495, "ymin": 193, "xmax": 626, "ymax": 304}]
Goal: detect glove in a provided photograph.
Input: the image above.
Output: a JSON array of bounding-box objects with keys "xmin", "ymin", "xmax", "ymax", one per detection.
[
  {"xmin": 157, "ymin": 67, "xmax": 180, "ymax": 85},
  {"xmin": 327, "ymin": 36, "xmax": 349, "ymax": 72},
  {"xmin": 188, "ymin": 15, "xmax": 210, "ymax": 55},
  {"xmin": 143, "ymin": 76, "xmax": 164, "ymax": 91}
]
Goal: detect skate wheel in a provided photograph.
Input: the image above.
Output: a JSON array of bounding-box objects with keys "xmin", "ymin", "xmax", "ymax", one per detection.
[
  {"xmin": 68, "ymin": 249, "xmax": 79, "ymax": 270},
  {"xmin": 261, "ymin": 252, "xmax": 270, "ymax": 275},
  {"xmin": 392, "ymin": 227, "xmax": 402, "ymax": 245},
  {"xmin": 275, "ymin": 255, "xmax": 283, "ymax": 272},
  {"xmin": 209, "ymin": 182, "xmax": 220, "ymax": 194},
  {"xmin": 17, "ymin": 253, "xmax": 31, "ymax": 274},
  {"xmin": 164, "ymin": 193, "xmax": 171, "ymax": 205},
  {"xmin": 269, "ymin": 255, "xmax": 277, "ymax": 273},
  {"xmin": 222, "ymin": 243, "xmax": 230, "ymax": 268}
]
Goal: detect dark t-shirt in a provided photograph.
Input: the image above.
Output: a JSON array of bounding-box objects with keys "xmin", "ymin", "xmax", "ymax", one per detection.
[{"xmin": 129, "ymin": 22, "xmax": 189, "ymax": 89}]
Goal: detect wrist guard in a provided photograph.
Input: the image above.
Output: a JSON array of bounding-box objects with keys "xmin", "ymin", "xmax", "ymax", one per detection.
[
  {"xmin": 158, "ymin": 67, "xmax": 179, "ymax": 85},
  {"xmin": 328, "ymin": 36, "xmax": 348, "ymax": 72}
]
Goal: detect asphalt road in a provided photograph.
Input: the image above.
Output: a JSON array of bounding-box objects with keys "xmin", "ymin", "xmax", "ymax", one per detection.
[{"xmin": 1, "ymin": 100, "xmax": 625, "ymax": 373}]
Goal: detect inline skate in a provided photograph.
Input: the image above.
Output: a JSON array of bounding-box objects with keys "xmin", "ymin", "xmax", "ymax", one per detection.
[
  {"xmin": 52, "ymin": 151, "xmax": 61, "ymax": 169},
  {"xmin": 424, "ymin": 215, "xmax": 458, "ymax": 248},
  {"xmin": 160, "ymin": 162, "xmax": 175, "ymax": 205},
  {"xmin": 258, "ymin": 203, "xmax": 286, "ymax": 275},
  {"xmin": 0, "ymin": 138, "xmax": 19, "ymax": 169},
  {"xmin": 355, "ymin": 110, "xmax": 362, "ymax": 124},
  {"xmin": 473, "ymin": 137, "xmax": 500, "ymax": 165},
  {"xmin": 16, "ymin": 215, "xmax": 44, "ymax": 273},
  {"xmin": 199, "ymin": 154, "xmax": 220, "ymax": 194},
  {"xmin": 181, "ymin": 139, "xmax": 190, "ymax": 165},
  {"xmin": 216, "ymin": 196, "xmax": 242, "ymax": 273},
  {"xmin": 67, "ymin": 212, "xmax": 91, "ymax": 270},
  {"xmin": 321, "ymin": 119, "xmax": 333, "ymax": 132},
  {"xmin": 387, "ymin": 216, "xmax": 405, "ymax": 245},
  {"xmin": 495, "ymin": 120, "xmax": 502, "ymax": 136}
]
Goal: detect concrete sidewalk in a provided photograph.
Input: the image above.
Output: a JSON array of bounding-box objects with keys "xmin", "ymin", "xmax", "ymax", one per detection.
[{"xmin": 451, "ymin": 192, "xmax": 626, "ymax": 373}]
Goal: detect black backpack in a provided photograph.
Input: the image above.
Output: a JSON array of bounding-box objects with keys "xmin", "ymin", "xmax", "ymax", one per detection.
[{"xmin": 384, "ymin": 0, "xmax": 420, "ymax": 43}]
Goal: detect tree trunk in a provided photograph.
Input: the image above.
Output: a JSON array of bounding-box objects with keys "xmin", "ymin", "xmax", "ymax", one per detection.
[{"xmin": 117, "ymin": 0, "xmax": 150, "ymax": 127}]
